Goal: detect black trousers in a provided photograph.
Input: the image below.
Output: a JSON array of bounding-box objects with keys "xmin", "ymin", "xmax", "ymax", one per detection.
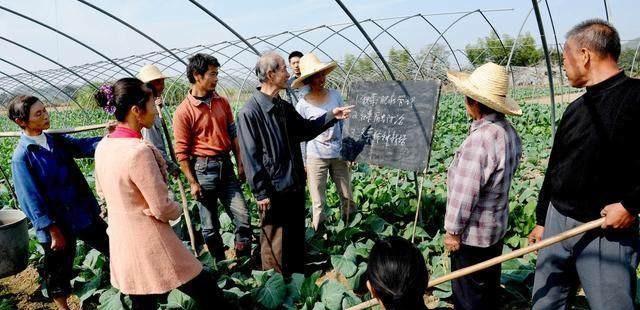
[
  {"xmin": 129, "ymin": 269, "xmax": 235, "ymax": 310},
  {"xmin": 451, "ymin": 240, "xmax": 503, "ymax": 310},
  {"xmin": 259, "ymin": 189, "xmax": 306, "ymax": 275},
  {"xmin": 41, "ymin": 219, "xmax": 109, "ymax": 298}
]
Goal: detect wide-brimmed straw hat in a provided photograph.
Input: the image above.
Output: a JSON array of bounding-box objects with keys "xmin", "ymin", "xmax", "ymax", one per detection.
[
  {"xmin": 291, "ymin": 53, "xmax": 337, "ymax": 89},
  {"xmin": 137, "ymin": 64, "xmax": 166, "ymax": 83},
  {"xmin": 447, "ymin": 62, "xmax": 522, "ymax": 116}
]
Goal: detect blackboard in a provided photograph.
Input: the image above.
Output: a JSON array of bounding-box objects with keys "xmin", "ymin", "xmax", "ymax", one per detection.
[{"xmin": 343, "ymin": 80, "xmax": 441, "ymax": 171}]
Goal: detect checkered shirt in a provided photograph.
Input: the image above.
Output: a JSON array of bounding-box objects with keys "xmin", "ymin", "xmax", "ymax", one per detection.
[{"xmin": 445, "ymin": 113, "xmax": 522, "ymax": 247}]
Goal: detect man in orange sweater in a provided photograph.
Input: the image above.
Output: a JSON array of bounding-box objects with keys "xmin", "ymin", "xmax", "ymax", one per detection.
[{"xmin": 173, "ymin": 53, "xmax": 251, "ymax": 261}]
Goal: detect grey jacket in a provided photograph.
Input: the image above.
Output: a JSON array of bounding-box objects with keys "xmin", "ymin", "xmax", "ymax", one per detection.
[{"xmin": 236, "ymin": 89, "xmax": 337, "ymax": 200}]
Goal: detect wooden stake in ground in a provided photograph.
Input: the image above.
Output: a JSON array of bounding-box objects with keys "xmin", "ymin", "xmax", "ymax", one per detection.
[
  {"xmin": 347, "ymin": 217, "xmax": 606, "ymax": 310},
  {"xmin": 410, "ymin": 168, "xmax": 428, "ymax": 243}
]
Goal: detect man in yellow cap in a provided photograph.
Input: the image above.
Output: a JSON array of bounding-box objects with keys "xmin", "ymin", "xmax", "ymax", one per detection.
[
  {"xmin": 444, "ymin": 62, "xmax": 522, "ymax": 310},
  {"xmin": 137, "ymin": 64, "xmax": 179, "ymax": 176}
]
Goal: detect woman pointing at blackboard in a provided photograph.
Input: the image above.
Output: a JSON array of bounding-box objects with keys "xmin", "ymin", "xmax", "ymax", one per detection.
[{"xmin": 292, "ymin": 53, "xmax": 355, "ymax": 230}]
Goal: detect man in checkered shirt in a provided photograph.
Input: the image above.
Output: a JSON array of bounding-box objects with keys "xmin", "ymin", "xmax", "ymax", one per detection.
[{"xmin": 444, "ymin": 62, "xmax": 523, "ymax": 310}]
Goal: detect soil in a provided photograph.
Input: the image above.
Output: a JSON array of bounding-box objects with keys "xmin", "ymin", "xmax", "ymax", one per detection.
[
  {"xmin": 521, "ymin": 92, "xmax": 582, "ymax": 105},
  {"xmin": 0, "ymin": 265, "xmax": 80, "ymax": 310},
  {"xmin": 316, "ymin": 269, "xmax": 349, "ymax": 288}
]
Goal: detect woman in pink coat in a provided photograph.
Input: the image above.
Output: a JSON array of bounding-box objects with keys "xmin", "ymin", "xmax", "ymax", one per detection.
[{"xmin": 94, "ymin": 78, "xmax": 233, "ymax": 309}]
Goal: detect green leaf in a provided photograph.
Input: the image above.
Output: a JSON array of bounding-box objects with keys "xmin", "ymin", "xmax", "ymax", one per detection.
[
  {"xmin": 343, "ymin": 244, "xmax": 357, "ymax": 261},
  {"xmin": 320, "ymin": 280, "xmax": 347, "ymax": 310},
  {"xmin": 82, "ymin": 249, "xmax": 104, "ymax": 271},
  {"xmin": 286, "ymin": 273, "xmax": 306, "ymax": 302},
  {"xmin": 98, "ymin": 287, "xmax": 125, "ymax": 310},
  {"xmin": 256, "ymin": 273, "xmax": 287, "ymax": 309},
  {"xmin": 252, "ymin": 269, "xmax": 274, "ymax": 286},
  {"xmin": 301, "ymin": 271, "xmax": 322, "ymax": 302},
  {"xmin": 0, "ymin": 299, "xmax": 14, "ymax": 310},
  {"xmin": 74, "ymin": 274, "xmax": 102, "ymax": 302},
  {"xmin": 219, "ymin": 212, "xmax": 233, "ymax": 231},
  {"xmin": 354, "ymin": 241, "xmax": 373, "ymax": 259},
  {"xmin": 432, "ymin": 287, "xmax": 452, "ymax": 299},
  {"xmin": 225, "ymin": 287, "xmax": 249, "ymax": 299},
  {"xmin": 222, "ymin": 232, "xmax": 235, "ymax": 249},
  {"xmin": 347, "ymin": 262, "xmax": 368, "ymax": 290},
  {"xmin": 501, "ymin": 258, "xmax": 535, "ymax": 283},
  {"xmin": 342, "ymin": 291, "xmax": 362, "ymax": 309},
  {"xmin": 165, "ymin": 289, "xmax": 197, "ymax": 309},
  {"xmin": 331, "ymin": 255, "xmax": 357, "ymax": 278}
]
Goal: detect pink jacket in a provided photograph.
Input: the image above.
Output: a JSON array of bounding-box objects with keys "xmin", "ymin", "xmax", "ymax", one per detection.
[{"xmin": 95, "ymin": 137, "xmax": 202, "ymax": 295}]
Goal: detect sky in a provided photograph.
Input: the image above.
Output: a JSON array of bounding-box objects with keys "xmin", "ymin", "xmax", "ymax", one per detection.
[{"xmin": 0, "ymin": 0, "xmax": 637, "ymax": 75}]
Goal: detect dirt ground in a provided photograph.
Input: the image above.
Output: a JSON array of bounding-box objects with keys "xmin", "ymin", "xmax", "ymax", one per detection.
[
  {"xmin": 0, "ymin": 266, "xmax": 80, "ymax": 310},
  {"xmin": 522, "ymin": 91, "xmax": 583, "ymax": 105}
]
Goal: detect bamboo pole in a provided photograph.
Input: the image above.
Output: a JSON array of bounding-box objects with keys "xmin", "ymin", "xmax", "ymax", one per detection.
[
  {"xmin": 155, "ymin": 104, "xmax": 198, "ymax": 256},
  {"xmin": 0, "ymin": 123, "xmax": 108, "ymax": 138},
  {"xmin": 347, "ymin": 217, "xmax": 606, "ymax": 310}
]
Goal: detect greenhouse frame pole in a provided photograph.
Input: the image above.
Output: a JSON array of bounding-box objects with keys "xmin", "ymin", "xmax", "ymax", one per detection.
[
  {"xmin": 335, "ymin": 0, "xmax": 432, "ymax": 240},
  {"xmin": 76, "ymin": 0, "xmax": 187, "ymax": 67},
  {"xmin": 0, "ymin": 36, "xmax": 98, "ymax": 89},
  {"xmin": 187, "ymin": 0, "xmax": 261, "ymax": 56},
  {"xmin": 0, "ymin": 5, "xmax": 133, "ymax": 77},
  {"xmin": 532, "ymin": 0, "xmax": 557, "ymax": 137},
  {"xmin": 334, "ymin": 0, "xmax": 396, "ymax": 81}
]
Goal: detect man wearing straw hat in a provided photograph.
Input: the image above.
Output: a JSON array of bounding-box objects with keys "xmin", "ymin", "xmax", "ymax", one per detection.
[
  {"xmin": 137, "ymin": 64, "xmax": 180, "ymax": 176},
  {"xmin": 444, "ymin": 62, "xmax": 522, "ymax": 310},
  {"xmin": 529, "ymin": 19, "xmax": 640, "ymax": 310},
  {"xmin": 236, "ymin": 51, "xmax": 353, "ymax": 274}
]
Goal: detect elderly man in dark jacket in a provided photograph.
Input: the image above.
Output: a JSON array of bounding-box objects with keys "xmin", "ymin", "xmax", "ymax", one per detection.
[
  {"xmin": 236, "ymin": 51, "xmax": 352, "ymax": 274},
  {"xmin": 529, "ymin": 19, "xmax": 640, "ymax": 310}
]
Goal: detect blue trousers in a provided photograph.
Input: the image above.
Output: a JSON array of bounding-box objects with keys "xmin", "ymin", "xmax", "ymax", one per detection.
[
  {"xmin": 194, "ymin": 155, "xmax": 251, "ymax": 261},
  {"xmin": 532, "ymin": 204, "xmax": 640, "ymax": 310}
]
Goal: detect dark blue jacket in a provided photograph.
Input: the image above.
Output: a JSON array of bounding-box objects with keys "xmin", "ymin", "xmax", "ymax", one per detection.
[
  {"xmin": 236, "ymin": 89, "xmax": 337, "ymax": 200},
  {"xmin": 11, "ymin": 133, "xmax": 102, "ymax": 243}
]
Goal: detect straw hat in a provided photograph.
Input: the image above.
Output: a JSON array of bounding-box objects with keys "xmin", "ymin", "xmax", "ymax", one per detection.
[
  {"xmin": 291, "ymin": 53, "xmax": 337, "ymax": 89},
  {"xmin": 137, "ymin": 64, "xmax": 166, "ymax": 83},
  {"xmin": 447, "ymin": 62, "xmax": 522, "ymax": 116}
]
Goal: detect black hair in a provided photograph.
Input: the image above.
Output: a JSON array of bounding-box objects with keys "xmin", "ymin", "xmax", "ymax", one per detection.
[
  {"xmin": 146, "ymin": 82, "xmax": 159, "ymax": 97},
  {"xmin": 187, "ymin": 53, "xmax": 220, "ymax": 84},
  {"xmin": 466, "ymin": 97, "xmax": 501, "ymax": 115},
  {"xmin": 94, "ymin": 78, "xmax": 152, "ymax": 122},
  {"xmin": 566, "ymin": 19, "xmax": 621, "ymax": 61},
  {"xmin": 288, "ymin": 51, "xmax": 303, "ymax": 61},
  {"xmin": 366, "ymin": 236, "xmax": 429, "ymax": 310},
  {"xmin": 7, "ymin": 95, "xmax": 41, "ymax": 128}
]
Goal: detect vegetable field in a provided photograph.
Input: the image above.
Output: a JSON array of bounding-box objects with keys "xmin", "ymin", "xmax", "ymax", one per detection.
[{"xmin": 0, "ymin": 91, "xmax": 590, "ymax": 310}]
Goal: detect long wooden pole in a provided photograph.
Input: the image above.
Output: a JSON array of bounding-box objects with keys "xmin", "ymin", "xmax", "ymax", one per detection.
[
  {"xmin": 0, "ymin": 123, "xmax": 108, "ymax": 138},
  {"xmin": 155, "ymin": 104, "xmax": 198, "ymax": 256},
  {"xmin": 347, "ymin": 217, "xmax": 606, "ymax": 310}
]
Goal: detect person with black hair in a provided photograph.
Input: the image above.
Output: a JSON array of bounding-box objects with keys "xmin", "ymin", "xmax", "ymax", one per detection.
[
  {"xmin": 286, "ymin": 50, "xmax": 308, "ymax": 104},
  {"xmin": 137, "ymin": 64, "xmax": 180, "ymax": 177},
  {"xmin": 365, "ymin": 236, "xmax": 429, "ymax": 310},
  {"xmin": 291, "ymin": 53, "xmax": 355, "ymax": 230},
  {"xmin": 529, "ymin": 19, "xmax": 640, "ymax": 310},
  {"xmin": 237, "ymin": 51, "xmax": 353, "ymax": 274},
  {"xmin": 172, "ymin": 53, "xmax": 251, "ymax": 261},
  {"xmin": 94, "ymin": 78, "xmax": 234, "ymax": 310},
  {"xmin": 8, "ymin": 95, "xmax": 112, "ymax": 310}
]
